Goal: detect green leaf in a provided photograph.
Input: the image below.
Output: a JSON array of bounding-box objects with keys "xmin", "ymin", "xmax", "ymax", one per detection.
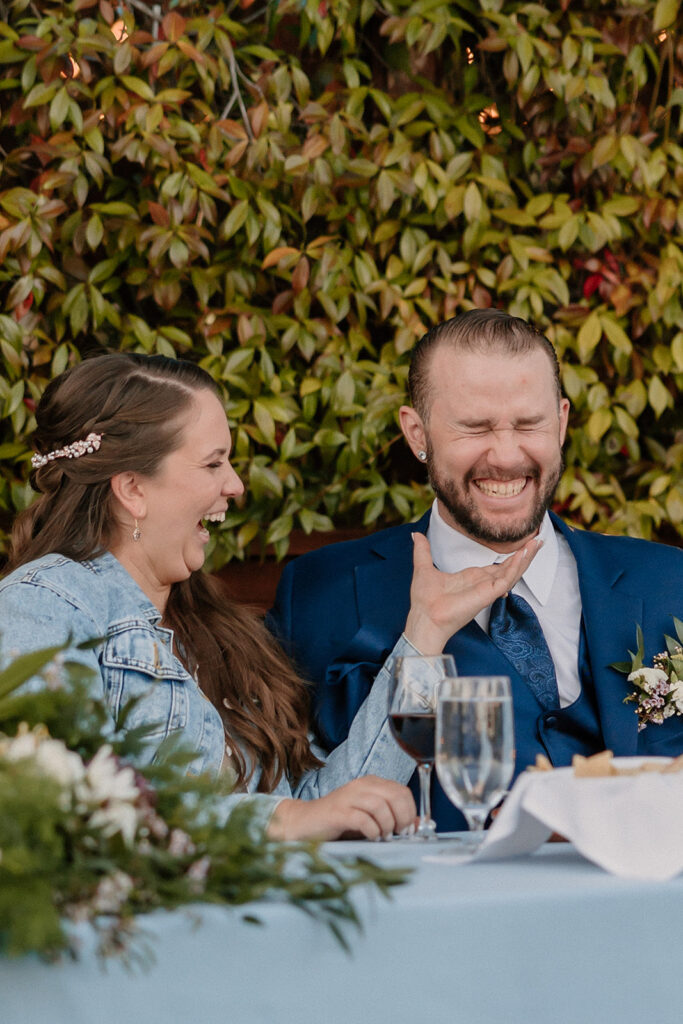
[
  {"xmin": 48, "ymin": 86, "xmax": 69, "ymax": 130},
  {"xmin": 653, "ymin": 0, "xmax": 680, "ymax": 31},
  {"xmin": 600, "ymin": 316, "xmax": 632, "ymax": 354},
  {"xmin": 495, "ymin": 207, "xmax": 535, "ymax": 226},
  {"xmin": 119, "ymin": 76, "xmax": 155, "ymax": 101},
  {"xmin": 463, "ymin": 182, "xmax": 482, "ymax": 223},
  {"xmin": 0, "ymin": 643, "xmax": 70, "ymax": 698},
  {"xmin": 586, "ymin": 408, "xmax": 612, "ymax": 443},
  {"xmin": 611, "ymin": 660, "xmax": 633, "ymax": 674},
  {"xmin": 252, "ymin": 400, "xmax": 276, "ymax": 447},
  {"xmin": 23, "ymin": 80, "xmax": 59, "ymax": 108},
  {"xmin": 673, "ymin": 618, "xmax": 683, "ymax": 645},
  {"xmin": 313, "ymin": 429, "xmax": 348, "ymax": 447},
  {"xmin": 577, "ymin": 312, "xmax": 602, "ymax": 362},
  {"xmin": 648, "ymin": 376, "xmax": 671, "ymax": 418},
  {"xmin": 221, "ymin": 200, "xmax": 249, "ymax": 239},
  {"xmin": 90, "ymin": 202, "xmax": 138, "ymax": 217}
]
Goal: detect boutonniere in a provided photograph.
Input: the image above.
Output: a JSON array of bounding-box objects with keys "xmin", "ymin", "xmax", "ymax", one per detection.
[{"xmin": 612, "ymin": 618, "xmax": 683, "ymax": 731}]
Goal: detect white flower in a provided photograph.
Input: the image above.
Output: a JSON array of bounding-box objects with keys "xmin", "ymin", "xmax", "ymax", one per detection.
[
  {"xmin": 1, "ymin": 731, "xmax": 41, "ymax": 761},
  {"xmin": 81, "ymin": 745, "xmax": 139, "ymax": 805},
  {"xmin": 168, "ymin": 828, "xmax": 196, "ymax": 858},
  {"xmin": 89, "ymin": 803, "xmax": 139, "ymax": 846},
  {"xmin": 34, "ymin": 739, "xmax": 85, "ymax": 788},
  {"xmin": 92, "ymin": 871, "xmax": 134, "ymax": 914},
  {"xmin": 41, "ymin": 654, "xmax": 66, "ymax": 691},
  {"xmin": 1, "ymin": 731, "xmax": 85, "ymax": 808},
  {"xmin": 186, "ymin": 856, "xmax": 211, "ymax": 894},
  {"xmin": 628, "ymin": 666, "xmax": 669, "ymax": 694},
  {"xmin": 78, "ymin": 746, "xmax": 142, "ymax": 846},
  {"xmin": 669, "ymin": 679, "xmax": 683, "ymax": 714}
]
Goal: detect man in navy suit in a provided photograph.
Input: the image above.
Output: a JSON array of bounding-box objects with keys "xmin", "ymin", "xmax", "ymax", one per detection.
[{"xmin": 269, "ymin": 310, "xmax": 683, "ymax": 830}]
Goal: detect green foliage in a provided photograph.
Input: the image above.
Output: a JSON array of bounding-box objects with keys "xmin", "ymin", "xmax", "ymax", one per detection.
[
  {"xmin": 0, "ymin": 0, "xmax": 681, "ymax": 563},
  {"xmin": 0, "ymin": 648, "xmax": 408, "ymax": 961}
]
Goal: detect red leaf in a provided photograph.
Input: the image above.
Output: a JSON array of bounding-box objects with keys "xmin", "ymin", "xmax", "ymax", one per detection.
[
  {"xmin": 583, "ymin": 273, "xmax": 602, "ymax": 298},
  {"xmin": 147, "ymin": 201, "xmax": 169, "ymax": 226},
  {"xmin": 162, "ymin": 12, "xmax": 186, "ymax": 42}
]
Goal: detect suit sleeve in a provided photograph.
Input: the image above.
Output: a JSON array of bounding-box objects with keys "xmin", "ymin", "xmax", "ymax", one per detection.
[{"xmin": 291, "ymin": 634, "xmax": 421, "ymax": 799}]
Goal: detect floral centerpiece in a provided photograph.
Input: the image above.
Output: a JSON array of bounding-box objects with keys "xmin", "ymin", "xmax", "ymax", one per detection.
[
  {"xmin": 0, "ymin": 644, "xmax": 407, "ymax": 962},
  {"xmin": 613, "ymin": 618, "xmax": 683, "ymax": 731}
]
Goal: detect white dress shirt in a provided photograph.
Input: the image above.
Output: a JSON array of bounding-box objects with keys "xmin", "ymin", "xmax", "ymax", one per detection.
[{"xmin": 426, "ymin": 500, "xmax": 583, "ymax": 707}]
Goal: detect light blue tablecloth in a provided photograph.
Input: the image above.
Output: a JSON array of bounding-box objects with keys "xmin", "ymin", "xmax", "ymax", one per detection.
[{"xmin": 2, "ymin": 841, "xmax": 681, "ymax": 1024}]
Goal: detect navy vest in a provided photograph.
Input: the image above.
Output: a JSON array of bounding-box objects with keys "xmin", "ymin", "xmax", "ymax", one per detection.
[{"xmin": 425, "ymin": 619, "xmax": 604, "ymax": 832}]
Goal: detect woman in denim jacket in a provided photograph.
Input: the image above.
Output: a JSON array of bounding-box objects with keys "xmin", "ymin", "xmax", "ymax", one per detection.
[
  {"xmin": 0, "ymin": 353, "xmax": 427, "ymax": 841},
  {"xmin": 1, "ymin": 353, "xmax": 532, "ymax": 839}
]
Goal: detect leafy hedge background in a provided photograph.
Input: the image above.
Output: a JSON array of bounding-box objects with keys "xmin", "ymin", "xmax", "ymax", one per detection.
[{"xmin": 1, "ymin": 0, "xmax": 682, "ymax": 569}]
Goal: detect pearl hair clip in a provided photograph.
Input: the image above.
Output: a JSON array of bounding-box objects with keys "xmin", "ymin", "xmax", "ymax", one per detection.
[{"xmin": 31, "ymin": 432, "xmax": 103, "ymax": 469}]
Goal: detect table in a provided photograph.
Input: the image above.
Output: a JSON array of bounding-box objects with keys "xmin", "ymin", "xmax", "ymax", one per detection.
[{"xmin": 2, "ymin": 841, "xmax": 681, "ymax": 1024}]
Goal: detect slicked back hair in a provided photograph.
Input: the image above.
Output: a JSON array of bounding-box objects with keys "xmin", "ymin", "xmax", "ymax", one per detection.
[{"xmin": 408, "ymin": 309, "xmax": 563, "ymax": 422}]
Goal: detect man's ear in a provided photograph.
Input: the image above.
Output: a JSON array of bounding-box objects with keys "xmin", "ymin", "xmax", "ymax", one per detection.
[
  {"xmin": 558, "ymin": 397, "xmax": 570, "ymax": 446},
  {"xmin": 110, "ymin": 472, "xmax": 146, "ymax": 520},
  {"xmin": 399, "ymin": 405, "xmax": 428, "ymax": 460}
]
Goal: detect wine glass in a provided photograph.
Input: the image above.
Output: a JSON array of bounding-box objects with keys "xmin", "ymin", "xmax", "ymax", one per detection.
[
  {"xmin": 435, "ymin": 675, "xmax": 514, "ymax": 852},
  {"xmin": 388, "ymin": 654, "xmax": 457, "ymax": 840}
]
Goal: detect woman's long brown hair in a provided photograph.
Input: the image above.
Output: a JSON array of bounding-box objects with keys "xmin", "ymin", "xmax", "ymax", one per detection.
[{"xmin": 8, "ymin": 353, "xmax": 321, "ymax": 790}]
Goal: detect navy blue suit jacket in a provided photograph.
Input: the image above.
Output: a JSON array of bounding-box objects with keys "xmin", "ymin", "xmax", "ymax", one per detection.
[{"xmin": 269, "ymin": 513, "xmax": 683, "ymax": 830}]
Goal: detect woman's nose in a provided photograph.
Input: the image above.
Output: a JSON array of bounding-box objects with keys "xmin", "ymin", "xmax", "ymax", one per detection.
[{"xmin": 224, "ymin": 463, "xmax": 245, "ymax": 497}]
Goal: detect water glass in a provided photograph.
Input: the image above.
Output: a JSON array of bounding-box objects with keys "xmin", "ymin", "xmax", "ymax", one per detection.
[{"xmin": 435, "ymin": 675, "xmax": 514, "ymax": 851}]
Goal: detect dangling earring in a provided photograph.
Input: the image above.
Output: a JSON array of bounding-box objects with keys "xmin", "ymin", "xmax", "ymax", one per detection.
[
  {"xmin": 418, "ymin": 450, "xmax": 427, "ymax": 462},
  {"xmin": 132, "ymin": 519, "xmax": 141, "ymax": 542}
]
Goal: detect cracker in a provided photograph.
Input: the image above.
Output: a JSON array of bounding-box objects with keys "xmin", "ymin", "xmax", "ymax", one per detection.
[
  {"xmin": 529, "ymin": 753, "xmax": 553, "ymax": 772},
  {"xmin": 572, "ymin": 749, "xmax": 683, "ymax": 777},
  {"xmin": 572, "ymin": 750, "xmax": 615, "ymax": 777}
]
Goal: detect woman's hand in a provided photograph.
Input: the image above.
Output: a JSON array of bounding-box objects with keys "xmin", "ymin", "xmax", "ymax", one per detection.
[
  {"xmin": 404, "ymin": 532, "xmax": 542, "ymax": 655},
  {"xmin": 267, "ymin": 776, "xmax": 417, "ymax": 842}
]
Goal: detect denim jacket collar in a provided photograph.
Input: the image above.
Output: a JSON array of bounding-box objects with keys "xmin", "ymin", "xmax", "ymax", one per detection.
[{"xmin": 84, "ymin": 550, "xmax": 163, "ymax": 626}]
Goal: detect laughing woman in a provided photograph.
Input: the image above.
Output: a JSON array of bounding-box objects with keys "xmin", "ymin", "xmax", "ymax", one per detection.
[{"xmin": 0, "ymin": 353, "xmax": 417, "ymax": 841}]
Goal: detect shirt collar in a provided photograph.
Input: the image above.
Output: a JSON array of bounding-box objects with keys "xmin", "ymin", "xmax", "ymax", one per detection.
[{"xmin": 426, "ymin": 499, "xmax": 558, "ymax": 606}]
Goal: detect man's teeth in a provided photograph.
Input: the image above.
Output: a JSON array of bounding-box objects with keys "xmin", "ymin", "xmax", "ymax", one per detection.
[
  {"xmin": 203, "ymin": 512, "xmax": 225, "ymax": 523},
  {"xmin": 475, "ymin": 479, "xmax": 526, "ymax": 497}
]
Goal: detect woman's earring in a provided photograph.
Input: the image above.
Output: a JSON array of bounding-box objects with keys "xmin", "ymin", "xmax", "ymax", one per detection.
[
  {"xmin": 132, "ymin": 519, "xmax": 141, "ymax": 542},
  {"xmin": 418, "ymin": 450, "xmax": 427, "ymax": 462}
]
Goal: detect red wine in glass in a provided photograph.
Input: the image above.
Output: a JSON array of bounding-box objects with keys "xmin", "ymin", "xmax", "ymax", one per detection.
[
  {"xmin": 389, "ymin": 654, "xmax": 457, "ymax": 839},
  {"xmin": 389, "ymin": 712, "xmax": 436, "ymax": 764}
]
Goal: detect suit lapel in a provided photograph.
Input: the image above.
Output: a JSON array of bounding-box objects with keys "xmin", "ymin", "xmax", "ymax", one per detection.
[
  {"xmin": 354, "ymin": 514, "xmax": 429, "ymax": 638},
  {"xmin": 553, "ymin": 515, "xmax": 642, "ymax": 755}
]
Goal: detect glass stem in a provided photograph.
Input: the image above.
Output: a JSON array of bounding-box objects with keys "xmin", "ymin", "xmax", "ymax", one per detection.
[
  {"xmin": 415, "ymin": 762, "xmax": 436, "ymax": 838},
  {"xmin": 464, "ymin": 807, "xmax": 488, "ymax": 833}
]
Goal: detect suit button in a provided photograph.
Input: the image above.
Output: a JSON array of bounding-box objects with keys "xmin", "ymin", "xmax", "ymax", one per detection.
[{"xmin": 545, "ymin": 714, "xmax": 558, "ymax": 727}]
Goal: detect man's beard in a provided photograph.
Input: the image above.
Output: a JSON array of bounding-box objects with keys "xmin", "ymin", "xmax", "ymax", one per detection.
[{"xmin": 426, "ymin": 442, "xmax": 563, "ymax": 545}]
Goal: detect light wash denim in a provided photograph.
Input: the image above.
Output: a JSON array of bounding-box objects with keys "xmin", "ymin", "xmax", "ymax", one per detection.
[{"xmin": 0, "ymin": 552, "xmax": 416, "ymax": 830}]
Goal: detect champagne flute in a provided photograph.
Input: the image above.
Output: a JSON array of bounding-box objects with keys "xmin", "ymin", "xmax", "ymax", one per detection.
[
  {"xmin": 435, "ymin": 675, "xmax": 514, "ymax": 852},
  {"xmin": 388, "ymin": 654, "xmax": 457, "ymax": 840}
]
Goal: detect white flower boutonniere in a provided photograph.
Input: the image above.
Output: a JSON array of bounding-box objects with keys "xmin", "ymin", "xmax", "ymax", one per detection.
[{"xmin": 612, "ymin": 618, "xmax": 683, "ymax": 731}]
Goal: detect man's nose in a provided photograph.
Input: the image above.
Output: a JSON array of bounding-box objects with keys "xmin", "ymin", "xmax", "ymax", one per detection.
[{"xmin": 486, "ymin": 428, "xmax": 525, "ymax": 465}]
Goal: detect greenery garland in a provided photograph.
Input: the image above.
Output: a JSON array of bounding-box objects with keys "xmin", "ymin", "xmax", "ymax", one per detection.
[{"xmin": 0, "ymin": 644, "xmax": 408, "ymax": 961}]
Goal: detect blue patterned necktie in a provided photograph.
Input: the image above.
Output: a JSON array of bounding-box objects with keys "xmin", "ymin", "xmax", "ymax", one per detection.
[{"xmin": 488, "ymin": 593, "xmax": 560, "ymax": 710}]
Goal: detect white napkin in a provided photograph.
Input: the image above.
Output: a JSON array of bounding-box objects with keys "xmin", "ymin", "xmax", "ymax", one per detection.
[{"xmin": 474, "ymin": 760, "xmax": 683, "ymax": 880}]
